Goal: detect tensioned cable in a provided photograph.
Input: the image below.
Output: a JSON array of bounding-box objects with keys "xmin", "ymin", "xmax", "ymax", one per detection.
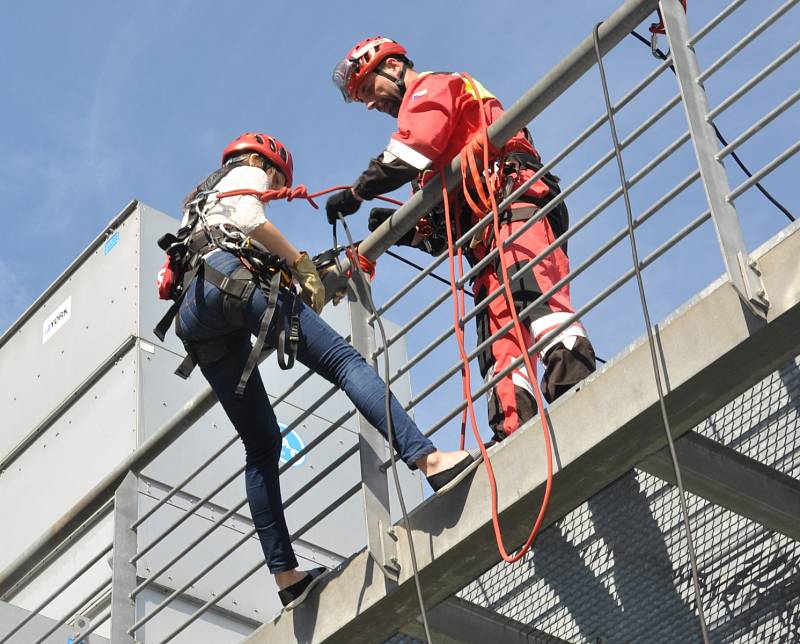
[
  {"xmin": 594, "ymin": 23, "xmax": 711, "ymax": 643},
  {"xmin": 336, "ymin": 215, "xmax": 433, "ymax": 644},
  {"xmin": 386, "ymin": 248, "xmax": 474, "ymax": 297},
  {"xmin": 629, "ymin": 29, "xmax": 795, "ymax": 222}
]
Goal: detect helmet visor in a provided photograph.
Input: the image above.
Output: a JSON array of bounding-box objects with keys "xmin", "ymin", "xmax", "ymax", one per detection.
[{"xmin": 332, "ymin": 58, "xmax": 356, "ymax": 103}]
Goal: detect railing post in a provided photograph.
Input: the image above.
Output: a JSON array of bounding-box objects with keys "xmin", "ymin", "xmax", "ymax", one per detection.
[
  {"xmin": 661, "ymin": 0, "xmax": 769, "ymax": 316},
  {"xmin": 347, "ymin": 274, "xmax": 400, "ymax": 581},
  {"xmin": 110, "ymin": 470, "xmax": 138, "ymax": 643}
]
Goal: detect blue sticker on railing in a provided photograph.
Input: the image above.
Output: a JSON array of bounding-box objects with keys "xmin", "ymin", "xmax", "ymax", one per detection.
[
  {"xmin": 279, "ymin": 423, "xmax": 306, "ymax": 467},
  {"xmin": 104, "ymin": 230, "xmax": 120, "ymax": 255}
]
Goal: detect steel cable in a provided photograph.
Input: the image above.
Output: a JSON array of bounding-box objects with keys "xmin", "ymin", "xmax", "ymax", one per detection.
[{"xmin": 595, "ymin": 22, "xmax": 711, "ymax": 643}]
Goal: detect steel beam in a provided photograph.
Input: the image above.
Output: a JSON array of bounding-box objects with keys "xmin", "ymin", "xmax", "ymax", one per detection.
[
  {"xmin": 241, "ymin": 225, "xmax": 800, "ymax": 643},
  {"xmin": 639, "ymin": 431, "xmax": 800, "ymax": 541},
  {"xmin": 110, "ymin": 471, "xmax": 137, "ymax": 643},
  {"xmin": 661, "ymin": 0, "xmax": 768, "ymax": 315},
  {"xmin": 399, "ymin": 597, "xmax": 570, "ymax": 644},
  {"xmin": 347, "ymin": 277, "xmax": 399, "ymax": 580}
]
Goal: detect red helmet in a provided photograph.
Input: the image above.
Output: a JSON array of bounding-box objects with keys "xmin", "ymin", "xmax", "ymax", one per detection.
[
  {"xmin": 221, "ymin": 132, "xmax": 293, "ymax": 187},
  {"xmin": 333, "ymin": 36, "xmax": 408, "ymax": 102}
]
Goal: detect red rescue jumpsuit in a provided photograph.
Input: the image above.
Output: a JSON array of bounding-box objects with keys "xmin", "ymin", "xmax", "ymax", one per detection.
[{"xmin": 357, "ymin": 72, "xmax": 596, "ymax": 440}]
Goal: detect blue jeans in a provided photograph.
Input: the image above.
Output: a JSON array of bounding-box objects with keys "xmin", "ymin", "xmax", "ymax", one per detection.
[{"xmin": 177, "ymin": 251, "xmax": 435, "ymax": 573}]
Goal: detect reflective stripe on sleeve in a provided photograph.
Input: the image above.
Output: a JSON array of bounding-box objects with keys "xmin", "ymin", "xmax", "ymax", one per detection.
[{"xmin": 386, "ymin": 138, "xmax": 432, "ymax": 170}]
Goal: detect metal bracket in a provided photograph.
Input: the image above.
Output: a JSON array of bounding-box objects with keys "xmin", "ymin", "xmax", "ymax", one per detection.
[
  {"xmin": 110, "ymin": 471, "xmax": 138, "ymax": 643},
  {"xmin": 738, "ymin": 252, "xmax": 770, "ymax": 314},
  {"xmin": 347, "ymin": 276, "xmax": 400, "ymax": 581},
  {"xmin": 661, "ymin": 0, "xmax": 770, "ymax": 319}
]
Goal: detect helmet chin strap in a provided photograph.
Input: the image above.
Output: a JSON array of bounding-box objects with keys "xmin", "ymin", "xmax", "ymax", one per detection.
[{"xmin": 375, "ymin": 60, "xmax": 409, "ymax": 100}]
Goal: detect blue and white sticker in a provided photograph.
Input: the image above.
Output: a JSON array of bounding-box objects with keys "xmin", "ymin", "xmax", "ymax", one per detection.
[
  {"xmin": 42, "ymin": 296, "xmax": 72, "ymax": 344},
  {"xmin": 104, "ymin": 230, "xmax": 120, "ymax": 255},
  {"xmin": 279, "ymin": 423, "xmax": 306, "ymax": 467}
]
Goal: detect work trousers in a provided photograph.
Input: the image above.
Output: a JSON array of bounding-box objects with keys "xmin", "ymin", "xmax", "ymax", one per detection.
[
  {"xmin": 177, "ymin": 251, "xmax": 435, "ymax": 573},
  {"xmin": 471, "ymin": 214, "xmax": 596, "ymax": 440}
]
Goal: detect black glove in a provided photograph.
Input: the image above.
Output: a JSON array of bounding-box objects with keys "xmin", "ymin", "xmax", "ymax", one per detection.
[
  {"xmin": 326, "ymin": 189, "xmax": 362, "ymax": 225},
  {"xmin": 368, "ymin": 208, "xmax": 416, "ymax": 247}
]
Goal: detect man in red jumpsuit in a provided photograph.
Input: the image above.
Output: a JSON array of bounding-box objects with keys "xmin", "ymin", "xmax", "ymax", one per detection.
[{"xmin": 327, "ymin": 36, "xmax": 596, "ymax": 442}]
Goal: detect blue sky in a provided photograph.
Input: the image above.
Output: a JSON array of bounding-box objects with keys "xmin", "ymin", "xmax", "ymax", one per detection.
[{"xmin": 2, "ymin": 1, "xmax": 798, "ymax": 444}]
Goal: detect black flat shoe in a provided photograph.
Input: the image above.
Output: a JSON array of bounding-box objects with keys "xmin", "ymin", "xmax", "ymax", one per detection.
[
  {"xmin": 278, "ymin": 567, "xmax": 328, "ymax": 610},
  {"xmin": 426, "ymin": 450, "xmax": 483, "ymax": 497}
]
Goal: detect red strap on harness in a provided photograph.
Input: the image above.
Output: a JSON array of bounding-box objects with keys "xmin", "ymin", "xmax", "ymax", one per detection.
[
  {"xmin": 649, "ymin": 0, "xmax": 687, "ymax": 35},
  {"xmin": 214, "ymin": 183, "xmax": 390, "ymax": 283}
]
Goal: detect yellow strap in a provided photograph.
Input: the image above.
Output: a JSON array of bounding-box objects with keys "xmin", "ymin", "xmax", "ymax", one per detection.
[{"xmin": 418, "ymin": 71, "xmax": 496, "ymax": 100}]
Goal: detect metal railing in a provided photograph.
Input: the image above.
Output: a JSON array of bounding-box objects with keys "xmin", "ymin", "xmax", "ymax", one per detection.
[{"xmin": 1, "ymin": 0, "xmax": 798, "ymax": 641}]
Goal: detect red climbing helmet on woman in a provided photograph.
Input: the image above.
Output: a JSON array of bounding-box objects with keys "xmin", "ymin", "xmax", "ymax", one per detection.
[
  {"xmin": 332, "ymin": 36, "xmax": 409, "ymax": 102},
  {"xmin": 221, "ymin": 132, "xmax": 294, "ymax": 187}
]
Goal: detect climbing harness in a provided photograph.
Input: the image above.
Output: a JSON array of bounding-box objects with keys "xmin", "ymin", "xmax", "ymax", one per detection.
[{"xmin": 153, "ymin": 175, "xmax": 300, "ymax": 398}]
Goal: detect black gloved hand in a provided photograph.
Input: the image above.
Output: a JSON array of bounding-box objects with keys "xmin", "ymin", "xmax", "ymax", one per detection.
[
  {"xmin": 326, "ymin": 189, "xmax": 362, "ymax": 225},
  {"xmin": 368, "ymin": 208, "xmax": 416, "ymax": 246}
]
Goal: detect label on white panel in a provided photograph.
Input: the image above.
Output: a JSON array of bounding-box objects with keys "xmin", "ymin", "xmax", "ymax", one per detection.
[
  {"xmin": 279, "ymin": 423, "xmax": 307, "ymax": 467},
  {"xmin": 42, "ymin": 296, "xmax": 72, "ymax": 344}
]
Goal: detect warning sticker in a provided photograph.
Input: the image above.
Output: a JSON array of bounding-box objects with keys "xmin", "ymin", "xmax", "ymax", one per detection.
[
  {"xmin": 279, "ymin": 423, "xmax": 307, "ymax": 467},
  {"xmin": 42, "ymin": 296, "xmax": 72, "ymax": 344}
]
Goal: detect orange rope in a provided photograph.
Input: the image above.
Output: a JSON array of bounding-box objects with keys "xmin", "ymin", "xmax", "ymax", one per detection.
[
  {"xmin": 344, "ymin": 245, "xmax": 377, "ymax": 281},
  {"xmin": 442, "ymin": 72, "xmax": 554, "ymax": 563},
  {"xmin": 213, "ymin": 184, "xmax": 404, "ymax": 281},
  {"xmin": 218, "ymin": 142, "xmax": 554, "ymax": 560},
  {"xmin": 649, "ymin": 0, "xmax": 686, "ymax": 35}
]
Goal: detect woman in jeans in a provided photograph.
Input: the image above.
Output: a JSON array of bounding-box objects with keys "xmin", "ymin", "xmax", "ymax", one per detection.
[{"xmin": 175, "ymin": 132, "xmax": 477, "ymax": 610}]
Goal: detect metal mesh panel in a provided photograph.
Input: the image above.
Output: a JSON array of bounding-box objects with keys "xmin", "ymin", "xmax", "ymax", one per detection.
[
  {"xmin": 455, "ymin": 357, "xmax": 800, "ymax": 643},
  {"xmin": 383, "ymin": 634, "xmax": 424, "ymax": 644}
]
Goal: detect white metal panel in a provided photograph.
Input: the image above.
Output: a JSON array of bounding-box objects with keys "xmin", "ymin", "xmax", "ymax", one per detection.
[
  {"xmin": 8, "ymin": 512, "xmax": 114, "ymax": 640},
  {"xmin": 0, "ymin": 350, "xmax": 138, "ymax": 572},
  {"xmin": 136, "ymin": 587, "xmax": 255, "ymax": 644},
  {"xmin": 0, "ymin": 208, "xmax": 140, "ymax": 459},
  {"xmin": 0, "ymin": 598, "xmax": 110, "ymax": 644},
  {"xmin": 134, "ymin": 501, "xmax": 325, "ymax": 636}
]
